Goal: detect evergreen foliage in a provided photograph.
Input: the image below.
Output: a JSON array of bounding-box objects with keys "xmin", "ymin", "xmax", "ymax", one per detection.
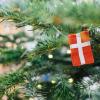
[{"xmin": 0, "ymin": 0, "xmax": 100, "ymax": 100}]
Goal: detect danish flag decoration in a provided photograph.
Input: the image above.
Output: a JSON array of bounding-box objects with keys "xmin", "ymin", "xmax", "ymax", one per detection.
[{"xmin": 68, "ymin": 31, "xmax": 94, "ymax": 66}]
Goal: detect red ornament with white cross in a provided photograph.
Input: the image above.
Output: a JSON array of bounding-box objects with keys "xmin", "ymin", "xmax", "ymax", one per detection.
[{"xmin": 68, "ymin": 31, "xmax": 94, "ymax": 67}]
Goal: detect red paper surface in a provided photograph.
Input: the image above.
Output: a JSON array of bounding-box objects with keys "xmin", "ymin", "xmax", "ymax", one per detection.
[{"xmin": 68, "ymin": 31, "xmax": 94, "ymax": 66}]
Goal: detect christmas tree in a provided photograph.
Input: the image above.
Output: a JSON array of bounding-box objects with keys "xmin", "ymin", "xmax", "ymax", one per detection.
[{"xmin": 0, "ymin": 0, "xmax": 100, "ymax": 100}]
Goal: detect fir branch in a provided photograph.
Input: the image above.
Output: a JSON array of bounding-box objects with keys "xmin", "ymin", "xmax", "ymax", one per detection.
[
  {"xmin": 0, "ymin": 48, "xmax": 24, "ymax": 64},
  {"xmin": 0, "ymin": 67, "xmax": 26, "ymax": 97},
  {"xmin": 0, "ymin": 0, "xmax": 100, "ymax": 27},
  {"xmin": 29, "ymin": 35, "xmax": 66, "ymax": 58}
]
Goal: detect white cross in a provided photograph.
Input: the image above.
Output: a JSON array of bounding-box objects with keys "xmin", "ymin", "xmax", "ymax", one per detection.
[{"xmin": 70, "ymin": 33, "xmax": 90, "ymax": 65}]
